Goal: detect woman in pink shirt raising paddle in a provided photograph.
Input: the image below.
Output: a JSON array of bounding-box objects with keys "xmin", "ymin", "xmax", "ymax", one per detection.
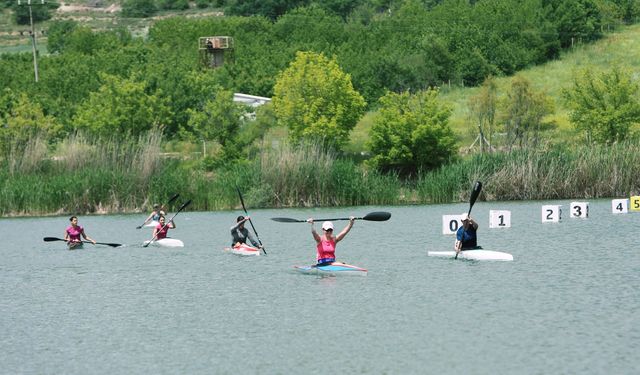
[{"xmin": 307, "ymin": 216, "xmax": 355, "ymax": 266}]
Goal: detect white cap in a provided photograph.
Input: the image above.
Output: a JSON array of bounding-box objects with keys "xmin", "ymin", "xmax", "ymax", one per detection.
[
  {"xmin": 460, "ymin": 213, "xmax": 469, "ymax": 221},
  {"xmin": 322, "ymin": 221, "xmax": 334, "ymax": 231}
]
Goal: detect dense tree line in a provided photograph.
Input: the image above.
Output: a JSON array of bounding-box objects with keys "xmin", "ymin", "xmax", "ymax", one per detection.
[{"xmin": 1, "ymin": 0, "xmax": 640, "ymax": 175}]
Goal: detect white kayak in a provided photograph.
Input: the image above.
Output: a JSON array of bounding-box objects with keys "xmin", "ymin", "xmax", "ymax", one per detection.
[
  {"xmin": 144, "ymin": 220, "xmax": 159, "ymax": 228},
  {"xmin": 294, "ymin": 262, "xmax": 368, "ymax": 276},
  {"xmin": 428, "ymin": 250, "xmax": 513, "ymax": 261},
  {"xmin": 143, "ymin": 238, "xmax": 184, "ymax": 248},
  {"xmin": 224, "ymin": 244, "xmax": 260, "ymax": 256}
]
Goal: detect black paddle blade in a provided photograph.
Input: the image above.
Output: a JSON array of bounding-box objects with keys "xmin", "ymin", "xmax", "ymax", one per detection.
[
  {"xmin": 468, "ymin": 181, "xmax": 483, "ymax": 213},
  {"xmin": 178, "ymin": 199, "xmax": 192, "ymax": 211},
  {"xmin": 43, "ymin": 237, "xmax": 64, "ymax": 242},
  {"xmin": 271, "ymin": 217, "xmax": 305, "ymax": 223},
  {"xmin": 167, "ymin": 193, "xmax": 180, "ymax": 205},
  {"xmin": 361, "ymin": 211, "xmax": 392, "ymax": 221},
  {"xmin": 98, "ymin": 242, "xmax": 122, "ymax": 248}
]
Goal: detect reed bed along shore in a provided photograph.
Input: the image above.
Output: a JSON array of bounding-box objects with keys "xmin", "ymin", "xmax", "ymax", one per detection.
[{"xmin": 2, "ymin": 135, "xmax": 640, "ymax": 216}]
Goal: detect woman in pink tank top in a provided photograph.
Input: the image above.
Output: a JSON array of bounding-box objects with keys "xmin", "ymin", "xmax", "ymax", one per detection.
[
  {"xmin": 64, "ymin": 216, "xmax": 95, "ymax": 248},
  {"xmin": 307, "ymin": 216, "xmax": 355, "ymax": 265}
]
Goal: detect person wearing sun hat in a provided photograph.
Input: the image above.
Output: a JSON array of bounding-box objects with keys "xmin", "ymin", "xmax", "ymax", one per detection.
[
  {"xmin": 455, "ymin": 212, "xmax": 480, "ymax": 256},
  {"xmin": 307, "ymin": 216, "xmax": 355, "ymax": 266}
]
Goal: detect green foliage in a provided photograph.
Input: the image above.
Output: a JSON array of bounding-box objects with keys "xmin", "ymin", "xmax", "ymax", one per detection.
[
  {"xmin": 225, "ymin": 0, "xmax": 310, "ymax": 19},
  {"xmin": 367, "ymin": 89, "xmax": 457, "ymax": 176},
  {"xmin": 273, "ymin": 51, "xmax": 366, "ymax": 151},
  {"xmin": 563, "ymin": 66, "xmax": 640, "ymax": 143},
  {"xmin": 121, "ymin": 0, "xmax": 157, "ymax": 18},
  {"xmin": 0, "ymin": 92, "xmax": 62, "ymax": 159},
  {"xmin": 46, "ymin": 20, "xmax": 78, "ymax": 54},
  {"xmin": 72, "ymin": 74, "xmax": 171, "ymax": 138},
  {"xmin": 13, "ymin": 2, "xmax": 53, "ymax": 25},
  {"xmin": 187, "ymin": 88, "xmax": 247, "ymax": 164},
  {"xmin": 502, "ymin": 75, "xmax": 555, "ymax": 149},
  {"xmin": 467, "ymin": 76, "xmax": 498, "ymax": 152}
]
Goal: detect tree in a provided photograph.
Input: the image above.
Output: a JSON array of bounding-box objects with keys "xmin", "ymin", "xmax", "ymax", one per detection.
[
  {"xmin": 47, "ymin": 20, "xmax": 78, "ymax": 54},
  {"xmin": 467, "ymin": 76, "xmax": 498, "ymax": 153},
  {"xmin": 121, "ymin": 0, "xmax": 157, "ymax": 18},
  {"xmin": 73, "ymin": 74, "xmax": 170, "ymax": 138},
  {"xmin": 0, "ymin": 92, "xmax": 61, "ymax": 158},
  {"xmin": 563, "ymin": 66, "xmax": 640, "ymax": 143},
  {"xmin": 367, "ymin": 89, "xmax": 457, "ymax": 176},
  {"xmin": 187, "ymin": 88, "xmax": 248, "ymax": 164},
  {"xmin": 502, "ymin": 76, "xmax": 554, "ymax": 150},
  {"xmin": 273, "ymin": 51, "xmax": 366, "ymax": 151}
]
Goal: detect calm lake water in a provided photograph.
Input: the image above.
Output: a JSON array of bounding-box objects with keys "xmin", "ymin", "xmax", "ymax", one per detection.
[{"xmin": 1, "ymin": 200, "xmax": 638, "ymax": 374}]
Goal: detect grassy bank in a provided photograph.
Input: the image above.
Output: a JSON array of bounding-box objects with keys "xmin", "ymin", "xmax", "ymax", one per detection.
[{"xmin": 2, "ymin": 132, "xmax": 640, "ymax": 216}]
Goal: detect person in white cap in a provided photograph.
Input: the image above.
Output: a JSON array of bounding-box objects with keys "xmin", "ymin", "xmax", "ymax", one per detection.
[
  {"xmin": 307, "ymin": 216, "xmax": 355, "ymax": 266},
  {"xmin": 455, "ymin": 212, "xmax": 479, "ymax": 256}
]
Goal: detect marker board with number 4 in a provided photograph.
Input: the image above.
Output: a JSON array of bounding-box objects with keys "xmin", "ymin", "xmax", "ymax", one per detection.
[{"xmin": 611, "ymin": 199, "xmax": 628, "ymax": 214}]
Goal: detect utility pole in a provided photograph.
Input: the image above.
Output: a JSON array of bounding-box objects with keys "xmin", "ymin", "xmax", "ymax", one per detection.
[{"xmin": 18, "ymin": 0, "xmax": 45, "ymax": 83}]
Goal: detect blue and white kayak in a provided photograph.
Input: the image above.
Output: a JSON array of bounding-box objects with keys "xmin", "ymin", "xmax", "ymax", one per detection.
[
  {"xmin": 294, "ymin": 262, "xmax": 368, "ymax": 276},
  {"xmin": 143, "ymin": 238, "xmax": 184, "ymax": 248},
  {"xmin": 428, "ymin": 250, "xmax": 513, "ymax": 261},
  {"xmin": 224, "ymin": 244, "xmax": 260, "ymax": 256}
]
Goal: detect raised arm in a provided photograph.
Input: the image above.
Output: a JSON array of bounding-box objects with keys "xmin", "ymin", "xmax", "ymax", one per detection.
[
  {"xmin": 307, "ymin": 219, "xmax": 321, "ymax": 243},
  {"xmin": 335, "ymin": 217, "xmax": 355, "ymax": 243}
]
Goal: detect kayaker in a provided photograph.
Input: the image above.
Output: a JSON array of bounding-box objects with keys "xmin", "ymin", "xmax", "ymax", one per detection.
[
  {"xmin": 152, "ymin": 215, "xmax": 176, "ymax": 240},
  {"xmin": 307, "ymin": 217, "xmax": 355, "ymax": 266},
  {"xmin": 230, "ymin": 215, "xmax": 262, "ymax": 249},
  {"xmin": 64, "ymin": 216, "xmax": 95, "ymax": 248},
  {"xmin": 455, "ymin": 212, "xmax": 480, "ymax": 255},
  {"xmin": 142, "ymin": 203, "xmax": 165, "ymax": 227}
]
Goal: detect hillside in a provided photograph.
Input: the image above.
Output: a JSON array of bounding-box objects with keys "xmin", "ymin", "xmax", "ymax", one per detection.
[{"xmin": 438, "ymin": 24, "xmax": 640, "ymax": 149}]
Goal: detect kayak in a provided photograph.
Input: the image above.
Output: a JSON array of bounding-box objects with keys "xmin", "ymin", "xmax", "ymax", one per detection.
[
  {"xmin": 294, "ymin": 262, "xmax": 368, "ymax": 276},
  {"xmin": 428, "ymin": 250, "xmax": 513, "ymax": 261},
  {"xmin": 68, "ymin": 241, "xmax": 83, "ymax": 250},
  {"xmin": 144, "ymin": 221, "xmax": 159, "ymax": 228},
  {"xmin": 143, "ymin": 238, "xmax": 184, "ymax": 248},
  {"xmin": 224, "ymin": 244, "xmax": 260, "ymax": 256}
]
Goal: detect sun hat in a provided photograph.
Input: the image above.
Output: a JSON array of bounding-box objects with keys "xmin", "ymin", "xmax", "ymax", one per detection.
[
  {"xmin": 460, "ymin": 213, "xmax": 469, "ymax": 221},
  {"xmin": 322, "ymin": 221, "xmax": 334, "ymax": 231}
]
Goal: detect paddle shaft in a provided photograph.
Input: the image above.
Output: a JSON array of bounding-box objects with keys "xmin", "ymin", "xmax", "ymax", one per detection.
[
  {"xmin": 236, "ymin": 186, "xmax": 266, "ymax": 255},
  {"xmin": 43, "ymin": 237, "xmax": 121, "ymax": 248},
  {"xmin": 271, "ymin": 211, "xmax": 391, "ymax": 223},
  {"xmin": 143, "ymin": 200, "xmax": 191, "ymax": 247},
  {"xmin": 456, "ymin": 181, "xmax": 482, "ymax": 259}
]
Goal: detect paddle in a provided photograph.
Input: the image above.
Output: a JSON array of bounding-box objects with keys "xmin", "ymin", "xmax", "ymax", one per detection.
[
  {"xmin": 143, "ymin": 199, "xmax": 191, "ymax": 248},
  {"xmin": 236, "ymin": 186, "xmax": 267, "ymax": 255},
  {"xmin": 271, "ymin": 211, "xmax": 392, "ymax": 223},
  {"xmin": 43, "ymin": 237, "xmax": 122, "ymax": 248},
  {"xmin": 136, "ymin": 193, "xmax": 180, "ymax": 229},
  {"xmin": 455, "ymin": 181, "xmax": 482, "ymax": 259}
]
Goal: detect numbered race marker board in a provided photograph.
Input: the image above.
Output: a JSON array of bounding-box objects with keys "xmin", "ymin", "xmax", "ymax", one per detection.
[
  {"xmin": 489, "ymin": 210, "xmax": 511, "ymax": 228},
  {"xmin": 442, "ymin": 215, "xmax": 463, "ymax": 235},
  {"xmin": 612, "ymin": 199, "xmax": 629, "ymax": 214},
  {"xmin": 631, "ymin": 196, "xmax": 640, "ymax": 212},
  {"xmin": 542, "ymin": 205, "xmax": 562, "ymax": 223},
  {"xmin": 570, "ymin": 202, "xmax": 589, "ymax": 218}
]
